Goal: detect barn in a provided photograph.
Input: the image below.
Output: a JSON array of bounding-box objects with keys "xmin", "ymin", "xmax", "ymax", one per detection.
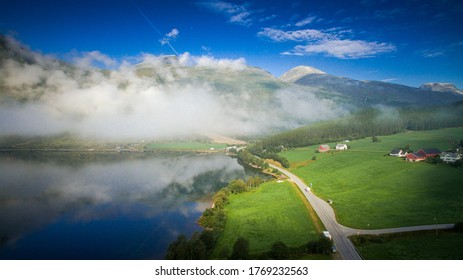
[{"xmin": 417, "ymin": 148, "xmax": 441, "ymax": 158}]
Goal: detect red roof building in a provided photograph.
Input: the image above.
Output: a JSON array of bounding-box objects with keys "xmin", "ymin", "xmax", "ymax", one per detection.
[
  {"xmin": 406, "ymin": 148, "xmax": 441, "ymax": 162},
  {"xmin": 406, "ymin": 152, "xmax": 426, "ymax": 162},
  {"xmin": 417, "ymin": 148, "xmax": 441, "ymax": 158},
  {"xmin": 318, "ymin": 144, "xmax": 330, "ymax": 153}
]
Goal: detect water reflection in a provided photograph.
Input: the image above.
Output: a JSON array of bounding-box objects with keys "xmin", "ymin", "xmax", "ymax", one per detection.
[{"xmin": 0, "ymin": 152, "xmax": 249, "ymax": 259}]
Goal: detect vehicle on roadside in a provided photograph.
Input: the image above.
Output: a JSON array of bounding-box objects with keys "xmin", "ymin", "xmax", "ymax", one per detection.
[{"xmin": 322, "ymin": 231, "xmax": 332, "ymax": 240}]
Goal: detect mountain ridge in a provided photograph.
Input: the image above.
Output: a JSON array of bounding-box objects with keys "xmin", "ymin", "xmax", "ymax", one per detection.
[
  {"xmin": 420, "ymin": 82, "xmax": 463, "ymax": 95},
  {"xmin": 280, "ymin": 65, "xmax": 463, "ymax": 107},
  {"xmin": 279, "ymin": 65, "xmax": 326, "ymax": 83}
]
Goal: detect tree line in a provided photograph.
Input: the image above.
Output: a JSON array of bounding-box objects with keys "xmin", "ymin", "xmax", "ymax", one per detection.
[{"xmin": 254, "ymin": 102, "xmax": 463, "ymax": 153}]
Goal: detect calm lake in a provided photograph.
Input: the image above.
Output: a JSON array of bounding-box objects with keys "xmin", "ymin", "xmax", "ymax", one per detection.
[{"xmin": 0, "ymin": 151, "xmax": 254, "ymax": 259}]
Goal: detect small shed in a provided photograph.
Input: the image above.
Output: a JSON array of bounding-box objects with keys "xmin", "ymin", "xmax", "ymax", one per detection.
[{"xmin": 318, "ymin": 144, "xmax": 331, "ymax": 153}]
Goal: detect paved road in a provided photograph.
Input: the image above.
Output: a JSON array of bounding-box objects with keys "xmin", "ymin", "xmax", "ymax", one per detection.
[{"xmin": 270, "ymin": 164, "xmax": 455, "ymax": 260}]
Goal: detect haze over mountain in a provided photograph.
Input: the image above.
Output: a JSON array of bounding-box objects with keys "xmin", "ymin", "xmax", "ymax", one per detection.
[
  {"xmin": 1, "ymin": 35, "xmax": 463, "ymax": 141},
  {"xmin": 280, "ymin": 66, "xmax": 463, "ymax": 107},
  {"xmin": 0, "ymin": 35, "xmax": 342, "ymax": 140}
]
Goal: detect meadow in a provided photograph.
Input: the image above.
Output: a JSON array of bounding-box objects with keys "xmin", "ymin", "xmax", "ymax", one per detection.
[
  {"xmin": 213, "ymin": 180, "xmax": 325, "ymax": 258},
  {"xmin": 280, "ymin": 127, "xmax": 463, "ymax": 229},
  {"xmin": 352, "ymin": 230, "xmax": 463, "ymax": 260}
]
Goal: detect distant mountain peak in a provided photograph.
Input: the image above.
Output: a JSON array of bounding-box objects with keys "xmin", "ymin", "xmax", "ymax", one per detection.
[
  {"xmin": 280, "ymin": 65, "xmax": 326, "ymax": 83},
  {"xmin": 420, "ymin": 83, "xmax": 463, "ymax": 95}
]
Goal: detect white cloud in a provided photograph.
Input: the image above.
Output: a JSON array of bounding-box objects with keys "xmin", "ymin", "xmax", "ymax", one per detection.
[
  {"xmin": 295, "ymin": 16, "xmax": 317, "ymax": 27},
  {"xmin": 293, "ymin": 39, "xmax": 396, "ymax": 59},
  {"xmin": 258, "ymin": 27, "xmax": 328, "ymax": 42},
  {"xmin": 259, "ymin": 14, "xmax": 277, "ymax": 23},
  {"xmin": 166, "ymin": 28, "xmax": 179, "ymax": 39},
  {"xmin": 1, "ymin": 61, "xmax": 47, "ymax": 87},
  {"xmin": 259, "ymin": 26, "xmax": 396, "ymax": 59},
  {"xmin": 72, "ymin": 51, "xmax": 117, "ymax": 68},
  {"xmin": 418, "ymin": 48, "xmax": 445, "ymax": 58},
  {"xmin": 160, "ymin": 28, "xmax": 179, "ymax": 46},
  {"xmin": 280, "ymin": 51, "xmax": 304, "ymax": 56},
  {"xmin": 193, "ymin": 55, "xmax": 247, "ymax": 70},
  {"xmin": 230, "ymin": 11, "xmax": 252, "ymax": 25},
  {"xmin": 197, "ymin": 1, "xmax": 253, "ymax": 26},
  {"xmin": 0, "ymin": 36, "xmax": 344, "ymax": 140}
]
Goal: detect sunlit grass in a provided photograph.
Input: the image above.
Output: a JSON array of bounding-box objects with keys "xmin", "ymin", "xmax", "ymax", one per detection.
[
  {"xmin": 214, "ymin": 181, "xmax": 321, "ymax": 257},
  {"xmin": 280, "ymin": 127, "xmax": 463, "ymax": 229},
  {"xmin": 353, "ymin": 230, "xmax": 463, "ymax": 260}
]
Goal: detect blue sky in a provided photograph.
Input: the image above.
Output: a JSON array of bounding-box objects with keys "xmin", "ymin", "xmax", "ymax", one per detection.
[{"xmin": 1, "ymin": 0, "xmax": 462, "ymax": 88}]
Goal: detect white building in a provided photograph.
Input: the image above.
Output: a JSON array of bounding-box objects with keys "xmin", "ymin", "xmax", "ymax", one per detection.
[
  {"xmin": 390, "ymin": 148, "xmax": 407, "ymax": 157},
  {"xmin": 441, "ymin": 152, "xmax": 461, "ymax": 163},
  {"xmin": 335, "ymin": 143, "xmax": 348, "ymax": 150}
]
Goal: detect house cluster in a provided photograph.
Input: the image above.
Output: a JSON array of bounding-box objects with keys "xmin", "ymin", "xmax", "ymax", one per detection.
[
  {"xmin": 318, "ymin": 143, "xmax": 348, "ymax": 153},
  {"xmin": 390, "ymin": 147, "xmax": 462, "ymax": 163},
  {"xmin": 225, "ymin": 145, "xmax": 246, "ymax": 154}
]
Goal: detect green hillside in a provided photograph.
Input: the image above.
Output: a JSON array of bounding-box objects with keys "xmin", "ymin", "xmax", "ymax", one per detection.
[
  {"xmin": 352, "ymin": 230, "xmax": 463, "ymax": 260},
  {"xmin": 280, "ymin": 127, "xmax": 463, "ymax": 229},
  {"xmin": 258, "ymin": 104, "xmax": 463, "ymax": 152}
]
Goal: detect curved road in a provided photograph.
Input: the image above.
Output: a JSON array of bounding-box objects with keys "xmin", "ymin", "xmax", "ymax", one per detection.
[{"xmin": 270, "ymin": 164, "xmax": 455, "ymax": 260}]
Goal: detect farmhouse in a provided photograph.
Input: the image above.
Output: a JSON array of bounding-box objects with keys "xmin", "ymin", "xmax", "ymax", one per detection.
[
  {"xmin": 406, "ymin": 148, "xmax": 441, "ymax": 162},
  {"xmin": 318, "ymin": 144, "xmax": 330, "ymax": 153},
  {"xmin": 390, "ymin": 148, "xmax": 407, "ymax": 157},
  {"xmin": 417, "ymin": 148, "xmax": 441, "ymax": 158},
  {"xmin": 406, "ymin": 152, "xmax": 426, "ymax": 162},
  {"xmin": 335, "ymin": 143, "xmax": 348, "ymax": 150},
  {"xmin": 441, "ymin": 152, "xmax": 461, "ymax": 163}
]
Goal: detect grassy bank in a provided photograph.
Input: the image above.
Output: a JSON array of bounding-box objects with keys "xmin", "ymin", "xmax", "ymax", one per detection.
[
  {"xmin": 213, "ymin": 180, "xmax": 328, "ymax": 259},
  {"xmin": 0, "ymin": 134, "xmax": 230, "ymax": 153},
  {"xmin": 279, "ymin": 127, "xmax": 463, "ymax": 229},
  {"xmin": 351, "ymin": 230, "xmax": 463, "ymax": 259},
  {"xmin": 144, "ymin": 141, "xmax": 227, "ymax": 151}
]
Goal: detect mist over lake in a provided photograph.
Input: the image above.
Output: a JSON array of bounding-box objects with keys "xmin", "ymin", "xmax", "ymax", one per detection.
[{"xmin": 0, "ymin": 152, "xmax": 253, "ymax": 259}]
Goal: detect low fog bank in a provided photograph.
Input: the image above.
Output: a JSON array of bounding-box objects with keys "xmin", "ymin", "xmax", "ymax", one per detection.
[{"xmin": 0, "ymin": 36, "xmax": 343, "ymax": 140}]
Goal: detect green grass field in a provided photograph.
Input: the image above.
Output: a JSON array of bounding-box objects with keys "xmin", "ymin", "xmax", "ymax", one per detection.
[
  {"xmin": 213, "ymin": 180, "xmax": 324, "ymax": 258},
  {"xmin": 352, "ymin": 230, "xmax": 463, "ymax": 260},
  {"xmin": 280, "ymin": 127, "xmax": 463, "ymax": 229}
]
